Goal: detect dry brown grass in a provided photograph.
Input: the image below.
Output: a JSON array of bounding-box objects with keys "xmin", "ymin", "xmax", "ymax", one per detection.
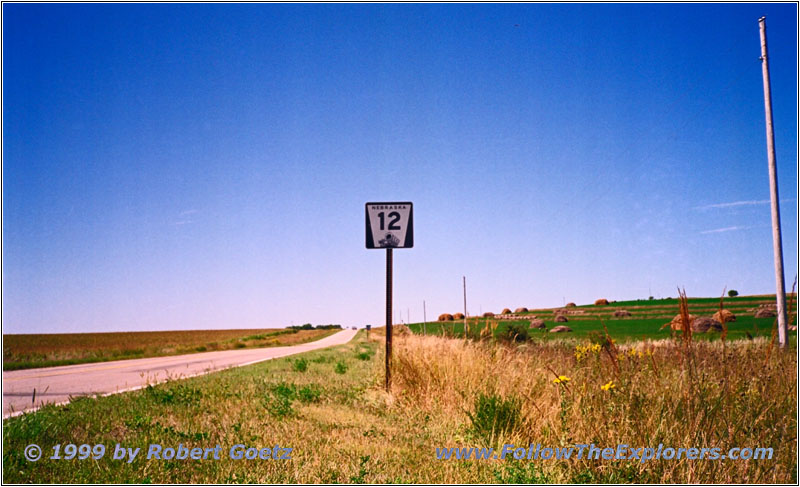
[
  {"xmin": 395, "ymin": 334, "xmax": 797, "ymax": 483},
  {"xmin": 390, "ymin": 332, "xmax": 797, "ymax": 483}
]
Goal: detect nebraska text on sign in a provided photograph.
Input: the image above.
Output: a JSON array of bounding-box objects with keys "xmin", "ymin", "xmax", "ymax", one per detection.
[{"xmin": 365, "ymin": 202, "xmax": 413, "ymax": 249}]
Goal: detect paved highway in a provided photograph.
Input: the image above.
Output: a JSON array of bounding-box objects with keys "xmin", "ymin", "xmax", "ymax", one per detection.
[{"xmin": 3, "ymin": 328, "xmax": 358, "ymax": 418}]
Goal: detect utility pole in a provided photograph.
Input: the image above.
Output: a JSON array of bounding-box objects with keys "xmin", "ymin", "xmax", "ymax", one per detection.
[
  {"xmin": 759, "ymin": 16, "xmax": 789, "ymax": 348},
  {"xmin": 423, "ymin": 300, "xmax": 427, "ymax": 335},
  {"xmin": 463, "ymin": 276, "xmax": 468, "ymax": 340}
]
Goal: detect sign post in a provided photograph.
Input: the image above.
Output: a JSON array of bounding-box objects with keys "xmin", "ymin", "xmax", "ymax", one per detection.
[{"xmin": 366, "ymin": 202, "xmax": 413, "ymax": 391}]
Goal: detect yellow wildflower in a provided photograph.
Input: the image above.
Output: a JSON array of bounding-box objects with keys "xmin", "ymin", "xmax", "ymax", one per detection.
[
  {"xmin": 601, "ymin": 381, "xmax": 615, "ymax": 391},
  {"xmin": 553, "ymin": 375, "xmax": 571, "ymax": 384}
]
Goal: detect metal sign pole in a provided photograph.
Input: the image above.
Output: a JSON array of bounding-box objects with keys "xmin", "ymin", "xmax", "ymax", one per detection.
[{"xmin": 385, "ymin": 248, "xmax": 393, "ymax": 391}]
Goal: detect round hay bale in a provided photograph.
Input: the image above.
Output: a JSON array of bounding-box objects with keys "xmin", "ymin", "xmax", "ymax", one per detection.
[
  {"xmin": 755, "ymin": 308, "xmax": 776, "ymax": 318},
  {"xmin": 438, "ymin": 313, "xmax": 454, "ymax": 322},
  {"xmin": 549, "ymin": 325, "xmax": 572, "ymax": 333},
  {"xmin": 693, "ymin": 316, "xmax": 722, "ymax": 333},
  {"xmin": 501, "ymin": 308, "xmax": 512, "ymax": 315},
  {"xmin": 565, "ymin": 302, "xmax": 577, "ymax": 308},
  {"xmin": 482, "ymin": 312, "xmax": 495, "ymax": 318},
  {"xmin": 594, "ymin": 299, "xmax": 609, "ymax": 306},
  {"xmin": 554, "ymin": 314, "xmax": 569, "ymax": 323},
  {"xmin": 667, "ymin": 313, "xmax": 697, "ymax": 331},
  {"xmin": 712, "ymin": 309, "xmax": 736, "ymax": 323},
  {"xmin": 514, "ymin": 307, "xmax": 528, "ymax": 314},
  {"xmin": 613, "ymin": 309, "xmax": 632, "ymax": 318},
  {"xmin": 529, "ymin": 319, "xmax": 546, "ymax": 329},
  {"xmin": 453, "ymin": 312, "xmax": 465, "ymax": 320}
]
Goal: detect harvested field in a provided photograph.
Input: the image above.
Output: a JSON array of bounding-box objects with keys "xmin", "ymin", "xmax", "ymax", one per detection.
[{"xmin": 3, "ymin": 328, "xmax": 338, "ymax": 370}]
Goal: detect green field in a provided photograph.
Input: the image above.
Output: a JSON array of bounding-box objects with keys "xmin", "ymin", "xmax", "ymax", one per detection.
[{"xmin": 409, "ymin": 294, "xmax": 796, "ymax": 343}]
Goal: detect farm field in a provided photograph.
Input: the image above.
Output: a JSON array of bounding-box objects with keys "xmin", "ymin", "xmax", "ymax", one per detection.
[
  {"xmin": 408, "ymin": 294, "xmax": 796, "ymax": 343},
  {"xmin": 2, "ymin": 328, "xmax": 339, "ymax": 371},
  {"xmin": 3, "ymin": 329, "xmax": 796, "ymax": 483}
]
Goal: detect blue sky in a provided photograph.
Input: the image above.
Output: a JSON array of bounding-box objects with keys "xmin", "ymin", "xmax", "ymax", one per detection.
[{"xmin": 3, "ymin": 3, "xmax": 797, "ymax": 333}]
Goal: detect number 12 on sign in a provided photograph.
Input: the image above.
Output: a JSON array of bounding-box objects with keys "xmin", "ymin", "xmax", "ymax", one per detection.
[{"xmin": 365, "ymin": 202, "xmax": 413, "ymax": 249}]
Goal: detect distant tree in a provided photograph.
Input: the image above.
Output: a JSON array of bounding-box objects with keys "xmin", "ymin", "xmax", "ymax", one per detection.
[
  {"xmin": 728, "ymin": 289, "xmax": 739, "ymax": 297},
  {"xmin": 649, "ymin": 296, "xmax": 654, "ymax": 301}
]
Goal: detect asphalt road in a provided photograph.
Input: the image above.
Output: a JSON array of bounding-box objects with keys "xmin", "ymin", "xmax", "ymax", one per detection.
[{"xmin": 2, "ymin": 328, "xmax": 358, "ymax": 418}]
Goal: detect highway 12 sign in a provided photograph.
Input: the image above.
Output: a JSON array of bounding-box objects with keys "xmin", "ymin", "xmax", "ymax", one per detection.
[{"xmin": 365, "ymin": 202, "xmax": 413, "ymax": 249}]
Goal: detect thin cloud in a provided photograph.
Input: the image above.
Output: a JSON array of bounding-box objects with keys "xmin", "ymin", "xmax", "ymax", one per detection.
[
  {"xmin": 694, "ymin": 198, "xmax": 795, "ymax": 211},
  {"xmin": 700, "ymin": 226, "xmax": 750, "ymax": 235},
  {"xmin": 172, "ymin": 209, "xmax": 198, "ymax": 226},
  {"xmin": 694, "ymin": 200, "xmax": 769, "ymax": 210}
]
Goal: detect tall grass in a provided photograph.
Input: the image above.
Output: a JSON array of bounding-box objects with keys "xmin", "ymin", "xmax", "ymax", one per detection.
[{"xmin": 391, "ymin": 332, "xmax": 796, "ymax": 483}]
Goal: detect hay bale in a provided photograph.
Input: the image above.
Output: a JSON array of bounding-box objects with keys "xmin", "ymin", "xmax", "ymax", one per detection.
[
  {"xmin": 529, "ymin": 319, "xmax": 546, "ymax": 329},
  {"xmin": 594, "ymin": 299, "xmax": 609, "ymax": 306},
  {"xmin": 554, "ymin": 314, "xmax": 569, "ymax": 323},
  {"xmin": 453, "ymin": 312, "xmax": 465, "ymax": 320},
  {"xmin": 438, "ymin": 313, "xmax": 454, "ymax": 322},
  {"xmin": 482, "ymin": 312, "xmax": 495, "ymax": 318},
  {"xmin": 549, "ymin": 325, "xmax": 572, "ymax": 333},
  {"xmin": 755, "ymin": 308, "xmax": 776, "ymax": 318},
  {"xmin": 565, "ymin": 302, "xmax": 577, "ymax": 308},
  {"xmin": 514, "ymin": 307, "xmax": 529, "ymax": 314},
  {"xmin": 613, "ymin": 309, "xmax": 632, "ymax": 318},
  {"xmin": 693, "ymin": 316, "xmax": 722, "ymax": 333},
  {"xmin": 665, "ymin": 313, "xmax": 697, "ymax": 331},
  {"xmin": 501, "ymin": 308, "xmax": 512, "ymax": 315},
  {"xmin": 712, "ymin": 309, "xmax": 736, "ymax": 323}
]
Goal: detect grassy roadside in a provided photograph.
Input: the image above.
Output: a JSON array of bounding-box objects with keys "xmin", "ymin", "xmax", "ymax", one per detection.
[
  {"xmin": 3, "ymin": 328, "xmax": 339, "ymax": 371},
  {"xmin": 3, "ymin": 331, "xmax": 385, "ymax": 483},
  {"xmin": 4, "ymin": 329, "xmax": 796, "ymax": 483}
]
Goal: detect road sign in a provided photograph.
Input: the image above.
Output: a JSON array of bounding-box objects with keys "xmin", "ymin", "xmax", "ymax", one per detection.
[
  {"xmin": 365, "ymin": 202, "xmax": 413, "ymax": 249},
  {"xmin": 365, "ymin": 201, "xmax": 413, "ymax": 391}
]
